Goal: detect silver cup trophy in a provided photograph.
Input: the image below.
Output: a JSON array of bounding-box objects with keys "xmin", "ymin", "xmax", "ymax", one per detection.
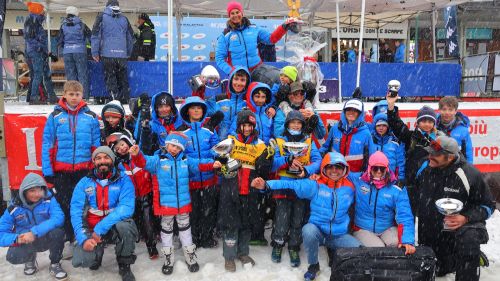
[
  {"xmin": 283, "ymin": 142, "xmax": 310, "ymax": 175},
  {"xmin": 435, "ymin": 198, "xmax": 464, "ymax": 231},
  {"xmin": 213, "ymin": 139, "xmax": 241, "ymax": 174},
  {"xmin": 201, "ymin": 65, "xmax": 221, "ymax": 89}
]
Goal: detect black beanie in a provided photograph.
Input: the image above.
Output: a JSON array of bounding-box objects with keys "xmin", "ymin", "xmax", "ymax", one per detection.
[
  {"xmin": 154, "ymin": 92, "xmax": 175, "ymax": 110},
  {"xmin": 416, "ymin": 105, "xmax": 437, "ymax": 124},
  {"xmin": 106, "ymin": 0, "xmax": 119, "ymax": 7},
  {"xmin": 237, "ymin": 109, "xmax": 256, "ymax": 127}
]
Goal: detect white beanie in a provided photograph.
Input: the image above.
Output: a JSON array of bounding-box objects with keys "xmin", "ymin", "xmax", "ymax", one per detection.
[{"xmin": 66, "ymin": 6, "xmax": 79, "ymax": 16}]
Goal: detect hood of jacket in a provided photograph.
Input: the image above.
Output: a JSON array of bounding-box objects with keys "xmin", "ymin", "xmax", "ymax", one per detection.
[
  {"xmin": 246, "ymin": 82, "xmax": 274, "ymax": 113},
  {"xmin": 227, "ymin": 66, "xmax": 251, "ymax": 95},
  {"xmin": 318, "ymin": 152, "xmax": 350, "ymax": 188},
  {"xmin": 63, "ymin": 15, "xmax": 82, "ymax": 26},
  {"xmin": 104, "ymin": 6, "xmax": 121, "ymax": 17},
  {"xmin": 372, "ymin": 100, "xmax": 388, "ymax": 116},
  {"xmin": 179, "ymin": 96, "xmax": 207, "ymax": 123},
  {"xmin": 18, "ymin": 173, "xmax": 48, "ymax": 209}
]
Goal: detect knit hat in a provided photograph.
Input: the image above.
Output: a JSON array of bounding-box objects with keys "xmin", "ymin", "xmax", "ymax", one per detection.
[
  {"xmin": 165, "ymin": 132, "xmax": 189, "ymax": 151},
  {"xmin": 139, "ymin": 13, "xmax": 150, "ymax": 20},
  {"xmin": 92, "ymin": 146, "xmax": 116, "ymax": 163},
  {"xmin": 66, "ymin": 6, "xmax": 79, "ymax": 16},
  {"xmin": 416, "ymin": 105, "xmax": 437, "ymax": 124},
  {"xmin": 106, "ymin": 0, "xmax": 120, "ymax": 7},
  {"xmin": 368, "ymin": 151, "xmax": 389, "ymax": 169},
  {"xmin": 289, "ymin": 81, "xmax": 304, "ymax": 94},
  {"xmin": 285, "ymin": 110, "xmax": 305, "ymax": 128},
  {"xmin": 154, "ymin": 92, "xmax": 175, "ymax": 109},
  {"xmin": 424, "ymin": 136, "xmax": 459, "ymax": 155},
  {"xmin": 102, "ymin": 100, "xmax": 124, "ymax": 118},
  {"xmin": 227, "ymin": 1, "xmax": 243, "ymax": 16},
  {"xmin": 237, "ymin": 108, "xmax": 256, "ymax": 127},
  {"xmin": 27, "ymin": 2, "xmax": 44, "ymax": 15},
  {"xmin": 344, "ymin": 99, "xmax": 363, "ymax": 113},
  {"xmin": 280, "ymin": 66, "xmax": 298, "ymax": 82}
]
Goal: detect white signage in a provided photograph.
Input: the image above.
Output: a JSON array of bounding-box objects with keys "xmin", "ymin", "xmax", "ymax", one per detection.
[{"xmin": 331, "ymin": 21, "xmax": 408, "ymax": 39}]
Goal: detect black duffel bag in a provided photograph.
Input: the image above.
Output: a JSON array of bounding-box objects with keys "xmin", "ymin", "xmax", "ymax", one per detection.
[{"xmin": 330, "ymin": 246, "xmax": 436, "ymax": 281}]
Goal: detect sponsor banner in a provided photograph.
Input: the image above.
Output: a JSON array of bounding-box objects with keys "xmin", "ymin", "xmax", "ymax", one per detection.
[
  {"xmin": 462, "ymin": 54, "xmax": 488, "ymax": 95},
  {"xmin": 444, "ymin": 6, "xmax": 459, "ymax": 57},
  {"xmin": 151, "ymin": 16, "xmax": 286, "ymax": 62},
  {"xmin": 331, "ymin": 21, "xmax": 408, "ymax": 40},
  {"xmin": 5, "ymin": 109, "xmax": 500, "ymax": 188}
]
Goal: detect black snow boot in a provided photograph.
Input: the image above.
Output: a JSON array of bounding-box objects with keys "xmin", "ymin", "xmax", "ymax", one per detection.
[{"xmin": 118, "ymin": 264, "xmax": 136, "ymax": 281}]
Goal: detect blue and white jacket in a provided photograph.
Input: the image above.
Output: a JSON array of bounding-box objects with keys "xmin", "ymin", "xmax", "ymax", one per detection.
[
  {"xmin": 437, "ymin": 112, "xmax": 473, "ymax": 163},
  {"xmin": 58, "ymin": 16, "xmax": 90, "ymax": 55},
  {"xmin": 91, "ymin": 6, "xmax": 134, "ymax": 58}
]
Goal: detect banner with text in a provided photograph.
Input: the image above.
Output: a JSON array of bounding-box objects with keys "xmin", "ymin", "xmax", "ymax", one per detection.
[
  {"xmin": 5, "ymin": 108, "xmax": 500, "ymax": 189},
  {"xmin": 331, "ymin": 21, "xmax": 408, "ymax": 40}
]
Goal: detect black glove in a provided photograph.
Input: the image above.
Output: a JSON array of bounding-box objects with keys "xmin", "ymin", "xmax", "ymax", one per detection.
[
  {"xmin": 204, "ymin": 111, "xmax": 224, "ymax": 132},
  {"xmin": 48, "ymin": 52, "xmax": 59, "ymax": 62},
  {"xmin": 302, "ymin": 81, "xmax": 317, "ymax": 103},
  {"xmin": 44, "ymin": 175, "xmax": 55, "ymax": 185},
  {"xmin": 352, "ymin": 87, "xmax": 362, "ymax": 99},
  {"xmin": 304, "ymin": 115, "xmax": 319, "ymax": 135},
  {"xmin": 139, "ymin": 94, "xmax": 152, "ymax": 121},
  {"xmin": 215, "ymin": 156, "xmax": 228, "ymax": 165},
  {"xmin": 286, "ymin": 155, "xmax": 294, "ymax": 166},
  {"xmin": 276, "ymin": 84, "xmax": 290, "ymax": 104}
]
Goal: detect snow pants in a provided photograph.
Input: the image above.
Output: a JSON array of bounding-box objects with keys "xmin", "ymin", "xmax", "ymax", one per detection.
[{"xmin": 7, "ymin": 228, "xmax": 65, "ymax": 264}]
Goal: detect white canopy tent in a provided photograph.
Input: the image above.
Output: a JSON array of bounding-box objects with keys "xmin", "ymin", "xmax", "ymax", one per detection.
[{"xmin": 10, "ymin": 0, "xmax": 477, "ymax": 95}]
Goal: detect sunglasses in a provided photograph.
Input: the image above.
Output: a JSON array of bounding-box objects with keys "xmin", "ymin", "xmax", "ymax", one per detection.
[
  {"xmin": 290, "ymin": 91, "xmax": 305, "ymax": 96},
  {"xmin": 429, "ymin": 140, "xmax": 452, "ymax": 155},
  {"xmin": 371, "ymin": 166, "xmax": 386, "ymax": 173}
]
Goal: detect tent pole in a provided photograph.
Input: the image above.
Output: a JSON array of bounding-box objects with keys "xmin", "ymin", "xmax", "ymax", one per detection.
[
  {"xmin": 176, "ymin": 10, "xmax": 181, "ymax": 62},
  {"xmin": 432, "ymin": 4, "xmax": 437, "ymax": 63},
  {"xmin": 168, "ymin": 0, "xmax": 173, "ymax": 93},
  {"xmin": 356, "ymin": 0, "xmax": 366, "ymax": 88},
  {"xmin": 376, "ymin": 21, "xmax": 379, "ymax": 63},
  {"xmin": 46, "ymin": 7, "xmax": 52, "ymax": 70},
  {"xmin": 336, "ymin": 1, "xmax": 342, "ymax": 103}
]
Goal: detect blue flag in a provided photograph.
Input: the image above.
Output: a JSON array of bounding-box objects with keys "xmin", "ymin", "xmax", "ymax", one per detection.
[{"xmin": 444, "ymin": 6, "xmax": 459, "ymax": 57}]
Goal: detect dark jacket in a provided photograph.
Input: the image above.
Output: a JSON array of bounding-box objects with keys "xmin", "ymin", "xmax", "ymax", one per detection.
[
  {"xmin": 415, "ymin": 155, "xmax": 495, "ymax": 244},
  {"xmin": 24, "ymin": 13, "xmax": 48, "ymax": 55},
  {"xmin": 132, "ymin": 20, "xmax": 156, "ymax": 60},
  {"xmin": 387, "ymin": 107, "xmax": 443, "ymax": 185},
  {"xmin": 100, "ymin": 100, "xmax": 133, "ymax": 144}
]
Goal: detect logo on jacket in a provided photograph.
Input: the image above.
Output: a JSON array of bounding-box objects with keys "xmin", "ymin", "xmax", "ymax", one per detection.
[
  {"xmin": 15, "ymin": 214, "xmax": 26, "ymax": 221},
  {"xmin": 383, "ymin": 193, "xmax": 392, "ymax": 199},
  {"xmin": 230, "ymin": 34, "xmax": 238, "ymax": 41},
  {"xmin": 58, "ymin": 118, "xmax": 66, "ymax": 124},
  {"xmin": 318, "ymin": 189, "xmax": 331, "ymax": 198},
  {"xmin": 444, "ymin": 187, "xmax": 460, "ymax": 193},
  {"xmin": 161, "ymin": 164, "xmax": 171, "ymax": 171},
  {"xmin": 360, "ymin": 185, "xmax": 370, "ymax": 194},
  {"xmin": 333, "ymin": 138, "xmax": 340, "ymax": 144},
  {"xmin": 85, "ymin": 186, "xmax": 95, "ymax": 195},
  {"xmin": 220, "ymin": 106, "xmax": 230, "ymax": 112}
]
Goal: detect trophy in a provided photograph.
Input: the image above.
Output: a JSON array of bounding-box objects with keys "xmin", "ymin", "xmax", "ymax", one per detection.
[
  {"xmin": 283, "ymin": 142, "xmax": 310, "ymax": 175},
  {"xmin": 188, "ymin": 65, "xmax": 221, "ymax": 92},
  {"xmin": 213, "ymin": 139, "xmax": 241, "ymax": 174},
  {"xmin": 435, "ymin": 198, "xmax": 464, "ymax": 231}
]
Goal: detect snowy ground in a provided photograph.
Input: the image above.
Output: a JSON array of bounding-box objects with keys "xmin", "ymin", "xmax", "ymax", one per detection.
[{"xmin": 0, "ymin": 210, "xmax": 499, "ymax": 281}]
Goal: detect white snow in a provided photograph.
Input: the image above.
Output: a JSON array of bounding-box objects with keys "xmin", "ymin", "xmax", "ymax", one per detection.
[{"xmin": 0, "ymin": 210, "xmax": 499, "ymax": 281}]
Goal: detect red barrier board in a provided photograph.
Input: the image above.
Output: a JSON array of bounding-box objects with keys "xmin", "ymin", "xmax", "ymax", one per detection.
[{"xmin": 4, "ymin": 109, "xmax": 500, "ymax": 189}]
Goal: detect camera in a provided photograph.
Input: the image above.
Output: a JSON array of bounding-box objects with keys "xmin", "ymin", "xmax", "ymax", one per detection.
[{"xmin": 387, "ymin": 80, "xmax": 401, "ymax": 97}]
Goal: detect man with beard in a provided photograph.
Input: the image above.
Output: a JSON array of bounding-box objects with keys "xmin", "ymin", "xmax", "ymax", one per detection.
[
  {"xmin": 70, "ymin": 146, "xmax": 138, "ymax": 281},
  {"xmin": 415, "ymin": 136, "xmax": 495, "ymax": 281}
]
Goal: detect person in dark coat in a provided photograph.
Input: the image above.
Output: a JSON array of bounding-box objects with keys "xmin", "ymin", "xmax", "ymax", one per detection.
[
  {"xmin": 415, "ymin": 136, "xmax": 495, "ymax": 281},
  {"xmin": 91, "ymin": 0, "xmax": 134, "ymax": 104},
  {"xmin": 131, "ymin": 13, "xmax": 156, "ymax": 61}
]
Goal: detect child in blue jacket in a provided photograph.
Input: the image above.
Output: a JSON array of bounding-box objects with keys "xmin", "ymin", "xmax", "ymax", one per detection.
[
  {"xmin": 178, "ymin": 96, "xmax": 220, "ymax": 248},
  {"xmin": 349, "ymin": 151, "xmax": 415, "ymax": 254},
  {"xmin": 370, "ymin": 113, "xmax": 406, "ymax": 183},
  {"xmin": 0, "ymin": 173, "xmax": 66, "ymax": 279},
  {"xmin": 269, "ymin": 110, "xmax": 322, "ymax": 267},
  {"xmin": 252, "ymin": 152, "xmax": 361, "ymax": 281},
  {"xmin": 130, "ymin": 132, "xmax": 220, "ymax": 275}
]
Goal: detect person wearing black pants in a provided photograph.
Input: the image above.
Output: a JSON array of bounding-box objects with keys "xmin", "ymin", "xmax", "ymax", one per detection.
[
  {"xmin": 102, "ymin": 57, "xmax": 130, "ymax": 103},
  {"xmin": 53, "ymin": 170, "xmax": 90, "ymax": 242},
  {"xmin": 190, "ymin": 187, "xmax": 218, "ymax": 248}
]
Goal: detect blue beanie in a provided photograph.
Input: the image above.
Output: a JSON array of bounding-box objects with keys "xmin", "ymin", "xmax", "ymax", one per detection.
[{"xmin": 165, "ymin": 132, "xmax": 189, "ymax": 151}]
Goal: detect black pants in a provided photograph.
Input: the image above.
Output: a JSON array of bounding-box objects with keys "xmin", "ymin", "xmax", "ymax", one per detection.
[
  {"xmin": 420, "ymin": 223, "xmax": 488, "ymax": 281},
  {"xmin": 248, "ymin": 187, "xmax": 267, "ymax": 240},
  {"xmin": 190, "ymin": 186, "xmax": 218, "ymax": 246},
  {"xmin": 72, "ymin": 219, "xmax": 138, "ymax": 268},
  {"xmin": 271, "ymin": 198, "xmax": 306, "ymax": 250},
  {"xmin": 54, "ymin": 170, "xmax": 89, "ymax": 241},
  {"xmin": 7, "ymin": 228, "xmax": 65, "ymax": 264},
  {"xmin": 133, "ymin": 193, "xmax": 158, "ymax": 247},
  {"xmin": 102, "ymin": 57, "xmax": 130, "ymax": 102}
]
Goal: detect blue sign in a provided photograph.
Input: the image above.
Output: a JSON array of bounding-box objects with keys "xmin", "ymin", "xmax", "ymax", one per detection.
[
  {"xmin": 444, "ymin": 6, "xmax": 459, "ymax": 57},
  {"xmin": 151, "ymin": 16, "xmax": 286, "ymax": 62}
]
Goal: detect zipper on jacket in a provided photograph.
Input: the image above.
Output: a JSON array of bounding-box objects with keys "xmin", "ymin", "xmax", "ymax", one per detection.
[
  {"xmin": 258, "ymin": 107, "xmax": 263, "ymax": 138},
  {"xmin": 72, "ymin": 114, "xmax": 76, "ymax": 170},
  {"xmin": 372, "ymin": 188, "xmax": 380, "ymax": 233},
  {"xmin": 174, "ymin": 159, "xmax": 180, "ymax": 211},
  {"xmin": 239, "ymin": 31, "xmax": 250, "ymax": 69},
  {"xmin": 330, "ymin": 183, "xmax": 338, "ymax": 237},
  {"xmin": 194, "ymin": 124, "xmax": 203, "ymax": 183}
]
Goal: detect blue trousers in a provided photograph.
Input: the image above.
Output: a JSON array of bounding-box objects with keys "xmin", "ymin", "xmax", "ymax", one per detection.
[
  {"xmin": 64, "ymin": 53, "xmax": 89, "ymax": 99},
  {"xmin": 302, "ymin": 223, "xmax": 361, "ymax": 265},
  {"xmin": 26, "ymin": 52, "xmax": 56, "ymax": 102}
]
